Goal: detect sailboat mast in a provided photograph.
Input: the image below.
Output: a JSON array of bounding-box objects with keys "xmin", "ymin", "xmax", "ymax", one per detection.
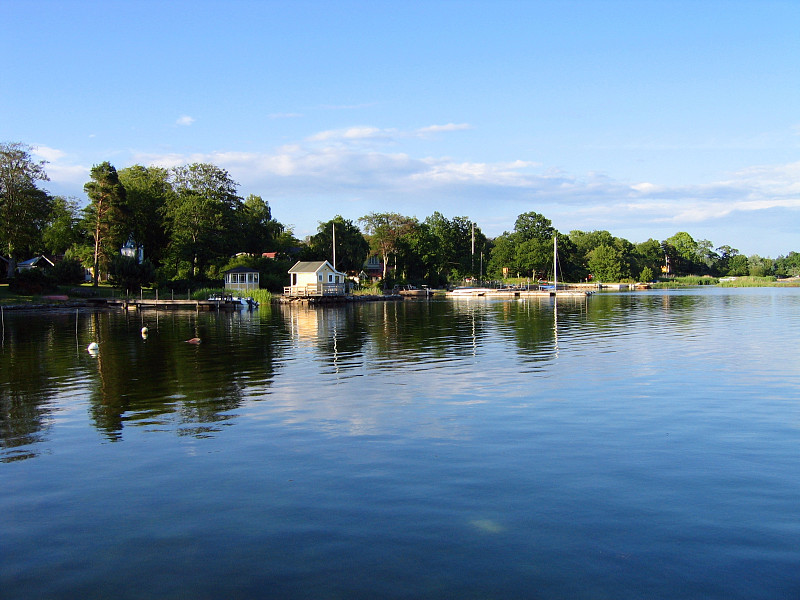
[
  {"xmin": 332, "ymin": 221, "xmax": 336, "ymax": 271},
  {"xmin": 471, "ymin": 222, "xmax": 475, "ymax": 275},
  {"xmin": 553, "ymin": 234, "xmax": 558, "ymax": 292}
]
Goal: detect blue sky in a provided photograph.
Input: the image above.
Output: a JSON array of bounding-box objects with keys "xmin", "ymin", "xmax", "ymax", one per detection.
[{"xmin": 3, "ymin": 0, "xmax": 798, "ymax": 256}]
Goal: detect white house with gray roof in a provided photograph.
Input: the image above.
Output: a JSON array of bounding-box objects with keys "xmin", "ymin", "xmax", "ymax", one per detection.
[{"xmin": 285, "ymin": 260, "xmax": 348, "ymax": 296}]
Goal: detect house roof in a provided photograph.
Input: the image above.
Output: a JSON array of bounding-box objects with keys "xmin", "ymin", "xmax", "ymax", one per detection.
[
  {"xmin": 224, "ymin": 266, "xmax": 259, "ymax": 273},
  {"xmin": 288, "ymin": 260, "xmax": 344, "ymax": 274},
  {"xmin": 18, "ymin": 255, "xmax": 56, "ymax": 268}
]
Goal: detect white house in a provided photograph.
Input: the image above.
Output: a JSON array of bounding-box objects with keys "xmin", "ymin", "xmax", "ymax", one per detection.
[
  {"xmin": 120, "ymin": 239, "xmax": 144, "ymax": 263},
  {"xmin": 224, "ymin": 266, "xmax": 260, "ymax": 292},
  {"xmin": 285, "ymin": 260, "xmax": 348, "ymax": 296}
]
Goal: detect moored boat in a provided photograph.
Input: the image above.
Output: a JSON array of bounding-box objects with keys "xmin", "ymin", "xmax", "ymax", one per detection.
[
  {"xmin": 208, "ymin": 294, "xmax": 259, "ymax": 309},
  {"xmin": 396, "ymin": 285, "xmax": 433, "ymax": 297}
]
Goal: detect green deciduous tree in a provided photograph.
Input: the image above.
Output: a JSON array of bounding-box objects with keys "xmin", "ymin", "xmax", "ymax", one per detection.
[
  {"xmin": 395, "ymin": 219, "xmax": 434, "ymax": 284},
  {"xmin": 588, "ymin": 244, "xmax": 623, "ymax": 282},
  {"xmin": 240, "ymin": 194, "xmax": 283, "ymax": 256},
  {"xmin": 775, "ymin": 252, "xmax": 800, "ymax": 277},
  {"xmin": 727, "ymin": 254, "xmax": 749, "ymax": 276},
  {"xmin": 162, "ymin": 191, "xmax": 225, "ymax": 279},
  {"xmin": 487, "ymin": 232, "xmax": 516, "ymax": 278},
  {"xmin": 0, "ymin": 142, "xmax": 52, "ymax": 277},
  {"xmin": 514, "ymin": 212, "xmax": 555, "ymax": 279},
  {"xmin": 663, "ymin": 231, "xmax": 701, "ymax": 275},
  {"xmin": 359, "ymin": 212, "xmax": 414, "ymax": 280},
  {"xmin": 118, "ymin": 165, "xmax": 172, "ymax": 267},
  {"xmin": 306, "ymin": 215, "xmax": 369, "ymax": 274},
  {"xmin": 633, "ymin": 239, "xmax": 665, "ymax": 279},
  {"xmin": 747, "ymin": 255, "xmax": 773, "ymax": 278},
  {"xmin": 422, "ymin": 212, "xmax": 487, "ymax": 282},
  {"xmin": 43, "ymin": 196, "xmax": 84, "ymax": 256},
  {"xmin": 162, "ymin": 163, "xmax": 243, "ymax": 280}
]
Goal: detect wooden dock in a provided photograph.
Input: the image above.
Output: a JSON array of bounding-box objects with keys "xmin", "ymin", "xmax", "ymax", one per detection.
[
  {"xmin": 276, "ymin": 294, "xmax": 401, "ymax": 305},
  {"xmin": 105, "ymin": 298, "xmax": 248, "ymax": 311}
]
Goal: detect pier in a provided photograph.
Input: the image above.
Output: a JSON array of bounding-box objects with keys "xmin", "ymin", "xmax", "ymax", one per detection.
[{"xmin": 105, "ymin": 298, "xmax": 248, "ymax": 311}]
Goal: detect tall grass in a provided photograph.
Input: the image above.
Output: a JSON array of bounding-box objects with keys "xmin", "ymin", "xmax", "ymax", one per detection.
[
  {"xmin": 651, "ymin": 276, "xmax": 718, "ymax": 288},
  {"xmin": 351, "ymin": 286, "xmax": 385, "ymax": 296},
  {"xmin": 191, "ymin": 288, "xmax": 273, "ymax": 303},
  {"xmin": 248, "ymin": 289, "xmax": 273, "ymax": 303},
  {"xmin": 717, "ymin": 276, "xmax": 778, "ymax": 287}
]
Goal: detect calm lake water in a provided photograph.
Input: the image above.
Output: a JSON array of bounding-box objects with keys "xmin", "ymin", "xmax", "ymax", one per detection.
[{"xmin": 2, "ymin": 288, "xmax": 799, "ymax": 599}]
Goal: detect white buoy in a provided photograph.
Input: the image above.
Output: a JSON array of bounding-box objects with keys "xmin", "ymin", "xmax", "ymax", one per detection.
[
  {"xmin": 87, "ymin": 342, "xmax": 99, "ymax": 355},
  {"xmin": 141, "ymin": 326, "xmax": 148, "ymax": 334}
]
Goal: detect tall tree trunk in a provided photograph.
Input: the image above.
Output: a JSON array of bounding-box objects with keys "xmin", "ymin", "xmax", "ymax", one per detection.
[{"xmin": 92, "ymin": 198, "xmax": 104, "ymax": 286}]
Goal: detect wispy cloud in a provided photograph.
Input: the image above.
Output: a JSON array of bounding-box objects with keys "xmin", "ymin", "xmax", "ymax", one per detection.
[
  {"xmin": 131, "ymin": 144, "xmax": 800, "ymax": 221},
  {"xmin": 176, "ymin": 115, "xmax": 195, "ymax": 126},
  {"xmin": 30, "ymin": 145, "xmax": 88, "ymax": 190},
  {"xmin": 32, "ymin": 145, "xmax": 66, "ymax": 162},
  {"xmin": 306, "ymin": 123, "xmax": 473, "ymax": 145},
  {"xmin": 318, "ymin": 102, "xmax": 378, "ymax": 111},
  {"xmin": 308, "ymin": 126, "xmax": 390, "ymax": 143},
  {"xmin": 414, "ymin": 123, "xmax": 472, "ymax": 136},
  {"xmin": 89, "ymin": 127, "xmax": 800, "ymax": 252}
]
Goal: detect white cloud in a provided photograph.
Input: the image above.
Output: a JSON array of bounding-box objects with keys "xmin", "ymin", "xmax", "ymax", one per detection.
[
  {"xmin": 111, "ymin": 131, "xmax": 800, "ymax": 254},
  {"xmin": 176, "ymin": 115, "xmax": 195, "ymax": 126},
  {"xmin": 415, "ymin": 123, "xmax": 472, "ymax": 136},
  {"xmin": 31, "ymin": 145, "xmax": 66, "ymax": 162},
  {"xmin": 308, "ymin": 126, "xmax": 390, "ymax": 143},
  {"xmin": 29, "ymin": 145, "xmax": 89, "ymax": 190},
  {"xmin": 306, "ymin": 123, "xmax": 473, "ymax": 145}
]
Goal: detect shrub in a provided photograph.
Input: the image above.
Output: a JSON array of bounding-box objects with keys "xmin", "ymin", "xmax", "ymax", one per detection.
[
  {"xmin": 50, "ymin": 258, "xmax": 86, "ymax": 285},
  {"xmin": 109, "ymin": 256, "xmax": 155, "ymax": 292},
  {"xmin": 9, "ymin": 269, "xmax": 56, "ymax": 295}
]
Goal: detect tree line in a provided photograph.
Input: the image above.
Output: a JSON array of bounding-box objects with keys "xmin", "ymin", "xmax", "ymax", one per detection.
[{"xmin": 2, "ymin": 142, "xmax": 799, "ymax": 292}]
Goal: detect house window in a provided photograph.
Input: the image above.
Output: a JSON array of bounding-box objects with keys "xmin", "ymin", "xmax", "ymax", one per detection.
[
  {"xmin": 318, "ymin": 274, "xmax": 323, "ymax": 281},
  {"xmin": 328, "ymin": 274, "xmax": 333, "ymax": 283},
  {"xmin": 247, "ymin": 273, "xmax": 253, "ymax": 283},
  {"xmin": 292, "ymin": 273, "xmax": 297, "ymax": 285}
]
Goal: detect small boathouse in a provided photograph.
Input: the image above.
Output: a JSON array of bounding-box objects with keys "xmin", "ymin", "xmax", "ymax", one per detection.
[{"xmin": 285, "ymin": 260, "xmax": 348, "ymax": 297}]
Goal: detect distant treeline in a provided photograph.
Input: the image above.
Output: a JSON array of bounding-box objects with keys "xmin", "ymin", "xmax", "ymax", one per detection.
[{"xmin": 2, "ymin": 142, "xmax": 799, "ymax": 291}]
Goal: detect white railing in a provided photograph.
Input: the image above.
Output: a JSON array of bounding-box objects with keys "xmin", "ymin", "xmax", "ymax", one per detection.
[{"xmin": 283, "ymin": 283, "xmax": 346, "ymax": 297}]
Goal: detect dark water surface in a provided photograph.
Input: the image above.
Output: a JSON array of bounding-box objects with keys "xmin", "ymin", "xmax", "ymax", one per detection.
[{"xmin": 2, "ymin": 288, "xmax": 799, "ymax": 599}]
